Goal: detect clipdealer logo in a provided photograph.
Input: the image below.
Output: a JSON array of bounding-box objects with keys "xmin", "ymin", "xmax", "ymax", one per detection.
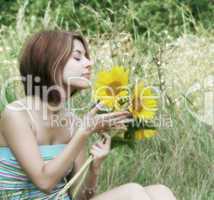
[{"xmin": 185, "ymin": 75, "xmax": 214, "ymax": 128}]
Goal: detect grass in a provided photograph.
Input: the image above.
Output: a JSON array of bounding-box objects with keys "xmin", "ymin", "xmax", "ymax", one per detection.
[
  {"xmin": 0, "ymin": 1, "xmax": 213, "ymax": 200},
  {"xmin": 93, "ymin": 33, "xmax": 214, "ymax": 200}
]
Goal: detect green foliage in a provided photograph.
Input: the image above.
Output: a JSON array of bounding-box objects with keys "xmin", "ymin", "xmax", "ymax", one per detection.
[
  {"xmin": 0, "ymin": 85, "xmax": 17, "ymax": 112},
  {"xmin": 0, "ymin": 0, "xmax": 214, "ymax": 38}
]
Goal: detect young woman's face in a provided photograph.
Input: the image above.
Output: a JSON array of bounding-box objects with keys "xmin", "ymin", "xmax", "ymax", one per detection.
[{"xmin": 62, "ymin": 39, "xmax": 93, "ymax": 91}]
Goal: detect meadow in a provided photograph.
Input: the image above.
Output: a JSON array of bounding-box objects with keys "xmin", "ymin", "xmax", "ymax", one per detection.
[{"xmin": 0, "ymin": 1, "xmax": 213, "ymax": 199}]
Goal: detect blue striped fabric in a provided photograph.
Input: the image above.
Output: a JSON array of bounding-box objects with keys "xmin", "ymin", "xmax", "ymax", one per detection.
[{"xmin": 0, "ymin": 144, "xmax": 72, "ymax": 200}]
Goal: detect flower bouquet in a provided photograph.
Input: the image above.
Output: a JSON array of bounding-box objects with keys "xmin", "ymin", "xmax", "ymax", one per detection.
[{"xmin": 93, "ymin": 66, "xmax": 159, "ymax": 149}]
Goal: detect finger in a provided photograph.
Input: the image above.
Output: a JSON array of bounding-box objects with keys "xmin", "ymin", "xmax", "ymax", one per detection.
[
  {"xmin": 91, "ymin": 148, "xmax": 106, "ymax": 157},
  {"xmin": 90, "ymin": 149, "xmax": 104, "ymax": 158},
  {"xmin": 111, "ymin": 115, "xmax": 131, "ymax": 124},
  {"xmin": 91, "ymin": 146, "xmax": 109, "ymax": 157},
  {"xmin": 100, "ymin": 111, "xmax": 131, "ymax": 120},
  {"xmin": 95, "ymin": 142, "xmax": 105, "ymax": 148},
  {"xmin": 88, "ymin": 102, "xmax": 104, "ymax": 116},
  {"xmin": 90, "ymin": 149, "xmax": 97, "ymax": 157},
  {"xmin": 91, "ymin": 152, "xmax": 103, "ymax": 159},
  {"xmin": 112, "ymin": 122, "xmax": 127, "ymax": 128},
  {"xmin": 100, "ymin": 115, "xmax": 130, "ymax": 129},
  {"xmin": 93, "ymin": 143, "xmax": 104, "ymax": 149},
  {"xmin": 92, "ymin": 145, "xmax": 103, "ymax": 152},
  {"xmin": 99, "ymin": 133, "xmax": 107, "ymax": 144},
  {"xmin": 96, "ymin": 128, "xmax": 108, "ymax": 134},
  {"xmin": 119, "ymin": 118, "xmax": 134, "ymax": 124},
  {"xmin": 102, "ymin": 132, "xmax": 111, "ymax": 145},
  {"xmin": 102, "ymin": 132, "xmax": 111, "ymax": 140},
  {"xmin": 92, "ymin": 146, "xmax": 108, "ymax": 156},
  {"xmin": 90, "ymin": 148, "xmax": 101, "ymax": 155},
  {"xmin": 112, "ymin": 118, "xmax": 134, "ymax": 125},
  {"xmin": 112, "ymin": 123, "xmax": 127, "ymax": 131}
]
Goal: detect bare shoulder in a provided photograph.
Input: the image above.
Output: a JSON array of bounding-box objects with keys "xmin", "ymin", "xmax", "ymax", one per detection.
[
  {"xmin": 0, "ymin": 99, "xmax": 32, "ymax": 134},
  {"xmin": 1, "ymin": 99, "xmax": 29, "ymax": 121}
]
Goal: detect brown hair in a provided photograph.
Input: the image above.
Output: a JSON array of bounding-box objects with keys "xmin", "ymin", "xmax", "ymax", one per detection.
[{"xmin": 19, "ymin": 30, "xmax": 89, "ymax": 104}]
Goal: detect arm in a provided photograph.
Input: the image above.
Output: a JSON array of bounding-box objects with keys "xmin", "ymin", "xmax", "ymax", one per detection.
[
  {"xmin": 0, "ymin": 107, "xmax": 90, "ymax": 194},
  {"xmin": 67, "ymin": 144, "xmax": 100, "ymax": 200},
  {"xmin": 67, "ymin": 133, "xmax": 111, "ymax": 200},
  {"xmin": 1, "ymin": 104, "xmax": 129, "ymax": 194}
]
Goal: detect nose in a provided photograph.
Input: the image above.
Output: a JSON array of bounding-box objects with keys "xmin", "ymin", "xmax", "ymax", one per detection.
[{"xmin": 84, "ymin": 58, "xmax": 94, "ymax": 69}]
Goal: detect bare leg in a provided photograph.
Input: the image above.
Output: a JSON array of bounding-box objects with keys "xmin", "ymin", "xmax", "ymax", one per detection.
[
  {"xmin": 144, "ymin": 184, "xmax": 177, "ymax": 200},
  {"xmin": 90, "ymin": 183, "xmax": 176, "ymax": 200},
  {"xmin": 90, "ymin": 183, "xmax": 151, "ymax": 200}
]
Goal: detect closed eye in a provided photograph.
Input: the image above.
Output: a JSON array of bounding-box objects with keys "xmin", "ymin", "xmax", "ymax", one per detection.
[{"xmin": 74, "ymin": 57, "xmax": 81, "ymax": 61}]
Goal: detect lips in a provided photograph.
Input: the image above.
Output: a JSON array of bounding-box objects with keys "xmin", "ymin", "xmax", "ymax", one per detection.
[{"xmin": 82, "ymin": 73, "xmax": 91, "ymax": 79}]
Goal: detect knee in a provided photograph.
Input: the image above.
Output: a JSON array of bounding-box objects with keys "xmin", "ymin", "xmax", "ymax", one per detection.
[
  {"xmin": 127, "ymin": 182, "xmax": 144, "ymax": 193},
  {"xmin": 126, "ymin": 183, "xmax": 151, "ymax": 200},
  {"xmin": 154, "ymin": 184, "xmax": 176, "ymax": 200}
]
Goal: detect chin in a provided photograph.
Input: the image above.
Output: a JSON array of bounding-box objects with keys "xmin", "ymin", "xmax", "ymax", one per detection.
[
  {"xmin": 78, "ymin": 85, "xmax": 90, "ymax": 90},
  {"xmin": 65, "ymin": 78, "xmax": 91, "ymax": 89}
]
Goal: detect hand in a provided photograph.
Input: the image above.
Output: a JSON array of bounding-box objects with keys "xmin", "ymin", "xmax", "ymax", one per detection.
[
  {"xmin": 80, "ymin": 103, "xmax": 131, "ymax": 136},
  {"xmin": 90, "ymin": 133, "xmax": 111, "ymax": 174}
]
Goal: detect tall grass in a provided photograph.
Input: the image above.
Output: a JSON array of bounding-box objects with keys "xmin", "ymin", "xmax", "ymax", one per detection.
[{"xmin": 0, "ymin": 1, "xmax": 213, "ymax": 200}]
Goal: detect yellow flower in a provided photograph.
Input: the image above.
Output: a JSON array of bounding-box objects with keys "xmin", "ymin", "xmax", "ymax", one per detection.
[
  {"xmin": 129, "ymin": 81, "xmax": 158, "ymax": 120},
  {"xmin": 93, "ymin": 66, "xmax": 129, "ymax": 110},
  {"xmin": 134, "ymin": 129, "xmax": 157, "ymax": 140}
]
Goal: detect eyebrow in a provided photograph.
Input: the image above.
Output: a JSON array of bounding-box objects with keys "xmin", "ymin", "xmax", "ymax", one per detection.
[{"xmin": 73, "ymin": 49, "xmax": 86, "ymax": 55}]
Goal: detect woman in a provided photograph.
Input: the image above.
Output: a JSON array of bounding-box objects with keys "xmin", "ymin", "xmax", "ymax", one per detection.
[{"xmin": 0, "ymin": 30, "xmax": 176, "ymax": 200}]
